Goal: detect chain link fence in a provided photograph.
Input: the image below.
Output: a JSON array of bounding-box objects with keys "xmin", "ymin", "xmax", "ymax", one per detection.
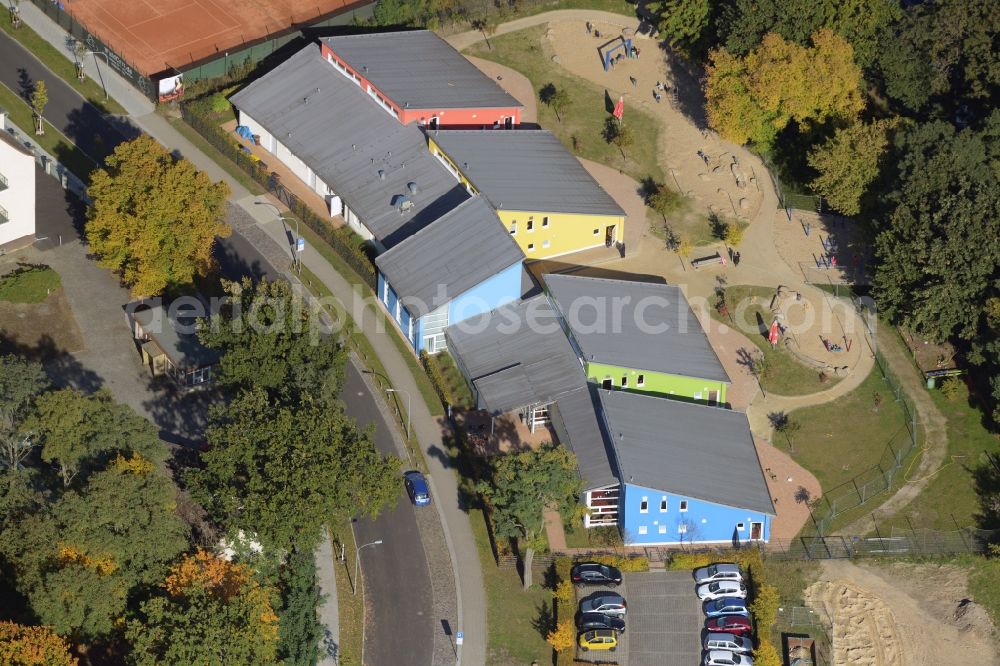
[{"xmin": 767, "ymin": 527, "xmax": 998, "ymax": 560}]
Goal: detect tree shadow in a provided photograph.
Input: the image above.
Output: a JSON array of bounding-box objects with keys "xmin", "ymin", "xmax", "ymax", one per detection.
[
  {"xmin": 0, "ymin": 333, "xmax": 102, "ymax": 392},
  {"xmin": 16, "ymin": 68, "xmax": 34, "ymax": 102},
  {"xmin": 971, "ymin": 452, "xmax": 1000, "ymax": 540},
  {"xmin": 735, "ymin": 347, "xmax": 760, "ymax": 375},
  {"xmin": 660, "ymin": 44, "xmax": 709, "ymax": 130},
  {"xmin": 531, "ymin": 599, "xmax": 555, "ymax": 638}
]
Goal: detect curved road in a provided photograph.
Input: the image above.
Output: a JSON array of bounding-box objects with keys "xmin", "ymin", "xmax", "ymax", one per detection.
[{"xmin": 343, "ymin": 364, "xmax": 435, "ymax": 666}]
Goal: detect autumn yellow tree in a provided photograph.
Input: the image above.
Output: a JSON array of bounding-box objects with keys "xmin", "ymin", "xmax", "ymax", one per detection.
[
  {"xmin": 706, "ymin": 29, "xmax": 864, "ymax": 149},
  {"xmin": 546, "ymin": 618, "xmax": 576, "ymax": 653},
  {"xmin": 127, "ymin": 549, "xmax": 280, "ymax": 665},
  {"xmin": 0, "ymin": 622, "xmax": 77, "ymax": 666},
  {"xmin": 85, "ymin": 135, "xmax": 231, "ymax": 297},
  {"xmin": 808, "ymin": 118, "xmax": 897, "ymax": 215}
]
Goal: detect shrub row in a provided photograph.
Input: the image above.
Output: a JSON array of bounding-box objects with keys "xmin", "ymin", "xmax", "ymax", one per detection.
[
  {"xmin": 179, "ymin": 102, "xmax": 377, "ymax": 290},
  {"xmin": 420, "ymin": 350, "xmax": 455, "ymax": 407}
]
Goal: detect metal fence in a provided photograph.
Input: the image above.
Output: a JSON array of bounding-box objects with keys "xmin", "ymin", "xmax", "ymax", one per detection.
[
  {"xmin": 802, "ymin": 295, "xmax": 920, "ymax": 537},
  {"xmin": 767, "ymin": 527, "xmax": 998, "ymax": 560}
]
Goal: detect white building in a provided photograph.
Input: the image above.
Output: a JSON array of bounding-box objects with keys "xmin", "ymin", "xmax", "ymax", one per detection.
[{"xmin": 0, "ymin": 110, "xmax": 36, "ymax": 249}]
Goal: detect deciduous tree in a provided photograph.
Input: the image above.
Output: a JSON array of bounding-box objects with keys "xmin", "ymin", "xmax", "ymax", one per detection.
[
  {"xmin": 807, "ymin": 118, "xmax": 896, "ymax": 215},
  {"xmin": 654, "ymin": 0, "xmax": 711, "ymax": 56},
  {"xmin": 0, "ymin": 355, "xmax": 47, "ymax": 470},
  {"xmin": 189, "ymin": 388, "xmax": 399, "ymax": 552},
  {"xmin": 539, "ymin": 83, "xmax": 569, "ymax": 122},
  {"xmin": 546, "ymin": 618, "xmax": 576, "ymax": 653},
  {"xmin": 276, "ymin": 550, "xmax": 323, "ymax": 666},
  {"xmin": 127, "ymin": 550, "xmax": 280, "ymax": 665},
  {"xmin": 0, "ymin": 621, "xmax": 77, "ymax": 666},
  {"xmin": 476, "ymin": 443, "xmax": 581, "ymax": 589},
  {"xmin": 30, "ymin": 81, "xmax": 47, "ymax": 135},
  {"xmin": 197, "ymin": 278, "xmax": 346, "ymax": 406},
  {"xmin": 85, "ymin": 135, "xmax": 231, "ymax": 297}
]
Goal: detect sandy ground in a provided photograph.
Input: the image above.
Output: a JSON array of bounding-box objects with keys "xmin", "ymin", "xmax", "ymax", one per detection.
[
  {"xmin": 805, "ymin": 560, "xmax": 1000, "ymax": 666},
  {"xmin": 755, "ymin": 436, "xmax": 821, "ymax": 542}
]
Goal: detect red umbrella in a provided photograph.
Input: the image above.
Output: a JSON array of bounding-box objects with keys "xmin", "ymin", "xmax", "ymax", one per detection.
[
  {"xmin": 768, "ymin": 320, "xmax": 780, "ymax": 346},
  {"xmin": 613, "ymin": 96, "xmax": 624, "ymax": 120}
]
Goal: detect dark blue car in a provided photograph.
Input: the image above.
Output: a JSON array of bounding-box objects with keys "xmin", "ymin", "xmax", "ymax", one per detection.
[{"xmin": 404, "ymin": 471, "xmax": 431, "ymax": 506}]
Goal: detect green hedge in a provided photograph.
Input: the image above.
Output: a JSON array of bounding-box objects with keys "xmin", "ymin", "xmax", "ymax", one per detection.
[{"xmin": 179, "ymin": 102, "xmax": 376, "ymax": 289}]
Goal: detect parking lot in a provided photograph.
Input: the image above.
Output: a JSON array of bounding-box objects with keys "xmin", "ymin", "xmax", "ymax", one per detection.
[{"xmin": 576, "ymin": 570, "xmax": 703, "ymax": 665}]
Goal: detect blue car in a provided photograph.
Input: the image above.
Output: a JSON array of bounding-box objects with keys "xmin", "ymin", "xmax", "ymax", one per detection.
[
  {"xmin": 404, "ymin": 471, "xmax": 431, "ymax": 506},
  {"xmin": 703, "ymin": 597, "xmax": 750, "ymax": 618}
]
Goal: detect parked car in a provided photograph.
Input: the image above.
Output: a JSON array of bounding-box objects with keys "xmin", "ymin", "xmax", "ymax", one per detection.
[
  {"xmin": 704, "ymin": 632, "xmax": 753, "ymax": 654},
  {"xmin": 403, "ymin": 471, "xmax": 431, "ymax": 506},
  {"xmin": 571, "ymin": 562, "xmax": 622, "ymax": 587},
  {"xmin": 578, "ymin": 629, "xmax": 618, "ymax": 651},
  {"xmin": 694, "ymin": 563, "xmax": 743, "ymax": 584},
  {"xmin": 705, "ymin": 615, "xmax": 752, "ymax": 637},
  {"xmin": 704, "ymin": 649, "xmax": 754, "ymax": 666},
  {"xmin": 579, "ymin": 592, "xmax": 627, "ymax": 617},
  {"xmin": 703, "ymin": 597, "xmax": 750, "ymax": 618},
  {"xmin": 576, "ymin": 612, "xmax": 625, "ymax": 634},
  {"xmin": 697, "ymin": 580, "xmax": 748, "ymax": 600}
]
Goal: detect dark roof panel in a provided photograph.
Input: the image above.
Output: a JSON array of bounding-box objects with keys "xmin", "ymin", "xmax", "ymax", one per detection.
[
  {"xmin": 431, "ymin": 130, "xmax": 626, "ymax": 216},
  {"xmin": 545, "ymin": 273, "xmax": 730, "ymax": 382},
  {"xmin": 229, "ymin": 44, "xmax": 468, "ymax": 248},
  {"xmin": 375, "ymin": 197, "xmax": 524, "ymax": 317},
  {"xmin": 552, "ymin": 384, "xmax": 618, "ymax": 490},
  {"xmin": 322, "ymin": 31, "xmax": 522, "ymax": 110}
]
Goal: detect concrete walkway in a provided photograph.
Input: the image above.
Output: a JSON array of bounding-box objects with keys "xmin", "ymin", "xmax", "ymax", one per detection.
[
  {"xmin": 315, "ymin": 535, "xmax": 341, "ymax": 665},
  {"xmin": 14, "ymin": 6, "xmax": 483, "ymax": 662}
]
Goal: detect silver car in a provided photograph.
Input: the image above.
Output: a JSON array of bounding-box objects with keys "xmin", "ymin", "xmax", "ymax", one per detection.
[
  {"xmin": 694, "ymin": 563, "xmax": 743, "ymax": 584},
  {"xmin": 704, "ymin": 632, "xmax": 753, "ymax": 654},
  {"xmin": 697, "ymin": 580, "xmax": 748, "ymax": 600},
  {"xmin": 579, "ymin": 592, "xmax": 627, "ymax": 617}
]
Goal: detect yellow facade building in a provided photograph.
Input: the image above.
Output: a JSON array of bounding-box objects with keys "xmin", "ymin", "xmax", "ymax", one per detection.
[{"xmin": 428, "ymin": 130, "xmax": 626, "ymax": 259}]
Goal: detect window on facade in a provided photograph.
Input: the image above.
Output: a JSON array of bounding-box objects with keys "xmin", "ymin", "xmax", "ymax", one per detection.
[
  {"xmin": 526, "ymin": 219, "xmax": 534, "ymax": 231},
  {"xmin": 639, "ymin": 497, "xmax": 648, "ymax": 513},
  {"xmin": 659, "ymin": 498, "xmax": 667, "ymax": 512},
  {"xmin": 542, "ymin": 216, "xmax": 549, "ymax": 227},
  {"xmin": 621, "ymin": 376, "xmax": 628, "ymax": 387},
  {"xmin": 509, "ymin": 222, "xmax": 516, "ymax": 235},
  {"xmin": 637, "ymin": 374, "xmax": 645, "ymax": 387},
  {"xmin": 638, "ymin": 525, "xmax": 647, "ymax": 535},
  {"xmin": 527, "ymin": 243, "xmax": 535, "ymax": 251},
  {"xmin": 679, "ymin": 500, "xmax": 689, "ymax": 512},
  {"xmin": 593, "ymin": 228, "xmax": 600, "ymax": 235},
  {"xmin": 543, "ymin": 240, "xmax": 551, "ymax": 249},
  {"xmin": 658, "ymin": 525, "xmax": 667, "ymax": 534},
  {"xmin": 678, "ymin": 523, "xmax": 687, "ymax": 534},
  {"xmin": 736, "ymin": 523, "xmax": 745, "ymax": 531},
  {"xmin": 602, "ymin": 378, "xmax": 613, "ymax": 390}
]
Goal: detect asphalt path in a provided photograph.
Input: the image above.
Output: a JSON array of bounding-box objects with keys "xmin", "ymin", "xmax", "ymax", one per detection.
[
  {"xmin": 344, "ymin": 364, "xmax": 435, "ymax": 666},
  {"xmin": 0, "ymin": 30, "xmax": 135, "ymax": 163}
]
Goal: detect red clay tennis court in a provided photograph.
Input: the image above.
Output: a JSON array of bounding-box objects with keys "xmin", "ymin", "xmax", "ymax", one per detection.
[{"xmin": 62, "ymin": 0, "xmax": 357, "ymax": 76}]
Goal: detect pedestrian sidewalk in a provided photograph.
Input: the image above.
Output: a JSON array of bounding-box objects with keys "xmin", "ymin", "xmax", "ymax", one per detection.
[{"xmin": 315, "ymin": 535, "xmax": 341, "ymax": 665}]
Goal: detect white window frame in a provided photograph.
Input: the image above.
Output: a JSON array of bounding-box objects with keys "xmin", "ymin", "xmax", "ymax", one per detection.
[
  {"xmin": 679, "ymin": 500, "xmax": 689, "ymax": 512},
  {"xmin": 542, "ymin": 216, "xmax": 549, "ymax": 228},
  {"xmin": 593, "ymin": 228, "xmax": 600, "ymax": 235},
  {"xmin": 736, "ymin": 522, "xmax": 745, "ymax": 531},
  {"xmin": 637, "ymin": 374, "xmax": 645, "ymax": 387},
  {"xmin": 658, "ymin": 524, "xmax": 667, "ymax": 534},
  {"xmin": 638, "ymin": 525, "xmax": 648, "ymax": 535},
  {"xmin": 621, "ymin": 375, "xmax": 628, "ymax": 388},
  {"xmin": 527, "ymin": 243, "xmax": 535, "ymax": 251},
  {"xmin": 678, "ymin": 523, "xmax": 688, "ymax": 534},
  {"xmin": 659, "ymin": 497, "xmax": 667, "ymax": 512},
  {"xmin": 526, "ymin": 218, "xmax": 534, "ymax": 232},
  {"xmin": 639, "ymin": 496, "xmax": 648, "ymax": 513},
  {"xmin": 542, "ymin": 239, "xmax": 551, "ymax": 249},
  {"xmin": 509, "ymin": 221, "xmax": 517, "ymax": 235}
]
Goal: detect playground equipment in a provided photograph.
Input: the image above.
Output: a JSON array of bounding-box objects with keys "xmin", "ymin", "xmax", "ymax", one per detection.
[{"xmin": 598, "ymin": 30, "xmax": 634, "ymax": 71}]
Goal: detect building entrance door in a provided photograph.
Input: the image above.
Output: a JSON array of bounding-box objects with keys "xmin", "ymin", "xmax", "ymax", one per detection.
[{"xmin": 605, "ymin": 225, "xmax": 617, "ymax": 247}]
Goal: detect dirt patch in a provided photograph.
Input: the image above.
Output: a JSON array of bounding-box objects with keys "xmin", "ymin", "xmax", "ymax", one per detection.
[
  {"xmin": 804, "ymin": 560, "xmax": 999, "ymax": 666},
  {"xmin": 0, "ymin": 287, "xmax": 85, "ymax": 358}
]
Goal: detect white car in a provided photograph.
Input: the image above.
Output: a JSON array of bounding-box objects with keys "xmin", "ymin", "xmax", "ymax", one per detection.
[
  {"xmin": 704, "ymin": 649, "xmax": 754, "ymax": 666},
  {"xmin": 704, "ymin": 632, "xmax": 753, "ymax": 654},
  {"xmin": 694, "ymin": 563, "xmax": 743, "ymax": 584},
  {"xmin": 697, "ymin": 579, "xmax": 748, "ymax": 600}
]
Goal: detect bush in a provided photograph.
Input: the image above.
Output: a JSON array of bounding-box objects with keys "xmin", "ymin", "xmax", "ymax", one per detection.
[
  {"xmin": 666, "ymin": 548, "xmax": 762, "ymax": 573},
  {"xmin": 553, "ymin": 580, "xmax": 574, "ymax": 606},
  {"xmin": 588, "ymin": 554, "xmax": 649, "ymax": 572},
  {"xmin": 209, "ymin": 92, "xmax": 231, "ymax": 114},
  {"xmin": 546, "ymin": 618, "xmax": 576, "ymax": 653},
  {"xmin": 554, "ymin": 556, "xmax": 573, "ymax": 585},
  {"xmin": 939, "ymin": 377, "xmax": 964, "ymax": 401},
  {"xmin": 420, "ymin": 350, "xmax": 453, "ymax": 407},
  {"xmin": 752, "ymin": 639, "xmax": 782, "ymax": 666}
]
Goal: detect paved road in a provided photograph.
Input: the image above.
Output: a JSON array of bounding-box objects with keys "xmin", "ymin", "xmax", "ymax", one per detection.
[
  {"xmin": 0, "ymin": 30, "xmax": 134, "ymax": 162},
  {"xmin": 343, "ymin": 364, "xmax": 435, "ymax": 666}
]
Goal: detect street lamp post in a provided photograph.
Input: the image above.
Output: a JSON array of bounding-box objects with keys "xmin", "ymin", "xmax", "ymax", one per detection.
[
  {"xmin": 353, "ymin": 539, "xmax": 383, "ymax": 596},
  {"xmin": 254, "ymin": 200, "xmax": 301, "ymax": 272},
  {"xmin": 386, "ymin": 387, "xmax": 411, "ymax": 439},
  {"xmin": 82, "ymin": 51, "xmax": 110, "ymax": 101}
]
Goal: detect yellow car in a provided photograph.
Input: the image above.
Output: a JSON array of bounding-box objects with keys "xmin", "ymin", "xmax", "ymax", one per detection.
[{"xmin": 578, "ymin": 629, "xmax": 618, "ymax": 651}]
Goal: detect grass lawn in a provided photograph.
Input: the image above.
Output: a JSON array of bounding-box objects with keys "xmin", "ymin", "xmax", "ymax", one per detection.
[
  {"xmin": 0, "ymin": 82, "xmax": 97, "ymax": 181},
  {"xmin": 470, "ymin": 505, "xmax": 554, "ymax": 665},
  {"xmin": 786, "ymin": 364, "xmax": 912, "ymax": 497},
  {"xmin": 0, "ymin": 11, "xmax": 126, "ymax": 115},
  {"xmin": 464, "ymin": 25, "xmax": 665, "ymax": 185},
  {"xmin": 0, "ymin": 265, "xmax": 61, "ymax": 303},
  {"xmin": 165, "ymin": 114, "xmax": 265, "ymax": 195},
  {"xmin": 328, "ymin": 518, "xmax": 363, "ymax": 666},
  {"xmin": 878, "ymin": 383, "xmax": 999, "ymax": 533},
  {"xmin": 964, "ymin": 554, "xmax": 1000, "ymax": 628},
  {"xmin": 709, "ymin": 285, "xmax": 842, "ymax": 396}
]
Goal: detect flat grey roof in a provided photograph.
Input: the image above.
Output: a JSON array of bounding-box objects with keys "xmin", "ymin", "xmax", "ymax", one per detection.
[
  {"xmin": 599, "ymin": 390, "xmax": 774, "ymax": 515},
  {"xmin": 230, "ymin": 44, "xmax": 468, "ymax": 248},
  {"xmin": 545, "ymin": 274, "xmax": 730, "ymax": 383},
  {"xmin": 430, "ymin": 130, "xmax": 627, "ymax": 216},
  {"xmin": 445, "ymin": 295, "xmax": 585, "ymax": 414},
  {"xmin": 322, "ymin": 31, "xmax": 522, "ymax": 111},
  {"xmin": 552, "ymin": 384, "xmax": 618, "ymax": 490},
  {"xmin": 375, "ymin": 197, "xmax": 524, "ymax": 317},
  {"xmin": 132, "ymin": 302, "xmax": 221, "ymax": 369}
]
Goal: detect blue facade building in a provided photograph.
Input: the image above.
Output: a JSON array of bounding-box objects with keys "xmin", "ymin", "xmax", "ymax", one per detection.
[
  {"xmin": 375, "ymin": 197, "xmax": 525, "ymax": 354},
  {"xmin": 594, "ymin": 389, "xmax": 774, "ymax": 546}
]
